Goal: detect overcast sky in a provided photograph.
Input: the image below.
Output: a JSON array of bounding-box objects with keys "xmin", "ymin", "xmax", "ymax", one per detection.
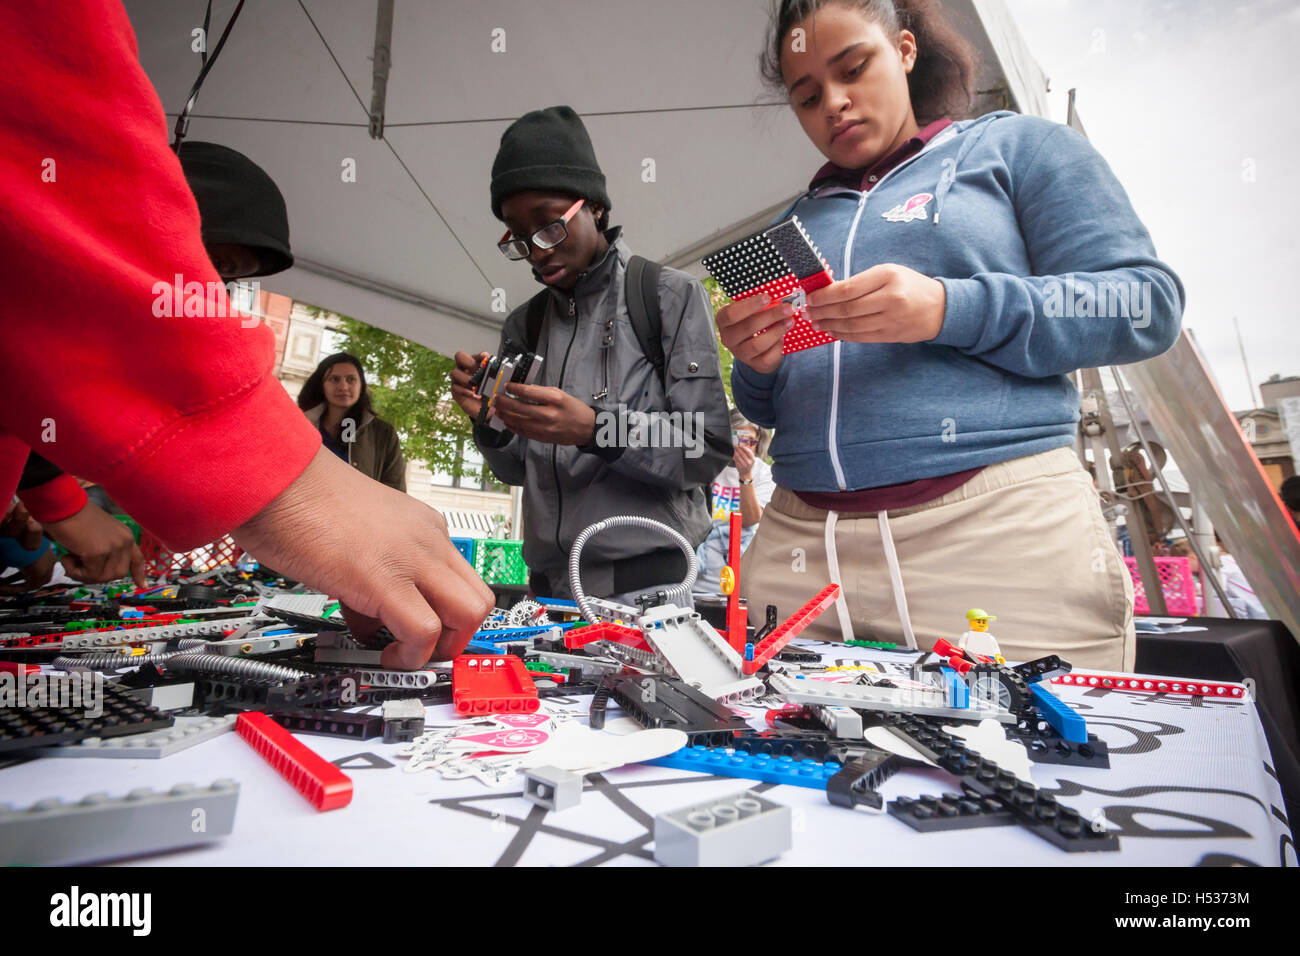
[{"xmin": 1004, "ymin": 0, "xmax": 1299, "ymax": 410}]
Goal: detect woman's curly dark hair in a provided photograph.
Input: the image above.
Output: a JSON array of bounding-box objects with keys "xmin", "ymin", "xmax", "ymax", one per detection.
[{"xmin": 761, "ymin": 0, "xmax": 978, "ymax": 125}]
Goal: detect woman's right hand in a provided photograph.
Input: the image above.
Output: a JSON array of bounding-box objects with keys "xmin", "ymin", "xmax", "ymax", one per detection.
[
  {"xmin": 450, "ymin": 351, "xmax": 489, "ymax": 421},
  {"xmin": 714, "ymin": 295, "xmax": 794, "ymax": 375}
]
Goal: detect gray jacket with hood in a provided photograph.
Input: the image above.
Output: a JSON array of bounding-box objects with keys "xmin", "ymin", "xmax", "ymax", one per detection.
[{"xmin": 475, "ymin": 228, "xmax": 732, "ymax": 598}]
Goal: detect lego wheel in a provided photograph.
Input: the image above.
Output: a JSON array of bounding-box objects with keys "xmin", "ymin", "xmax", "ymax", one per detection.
[{"xmin": 968, "ymin": 665, "xmax": 1025, "ymax": 713}]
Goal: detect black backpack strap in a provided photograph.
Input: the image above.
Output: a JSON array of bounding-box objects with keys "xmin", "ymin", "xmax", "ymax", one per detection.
[
  {"xmin": 624, "ymin": 255, "xmax": 665, "ymax": 387},
  {"xmin": 524, "ymin": 290, "xmax": 549, "ymax": 353}
]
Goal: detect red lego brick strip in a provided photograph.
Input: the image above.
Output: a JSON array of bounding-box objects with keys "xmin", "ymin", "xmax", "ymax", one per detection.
[
  {"xmin": 1052, "ymin": 673, "xmax": 1248, "ymax": 699},
  {"xmin": 730, "ymin": 274, "xmax": 802, "ymax": 304},
  {"xmin": 743, "ymin": 583, "xmax": 841, "ymax": 674},
  {"xmin": 797, "ymin": 269, "xmax": 833, "ymax": 294},
  {"xmin": 235, "ymin": 711, "xmax": 354, "ymax": 811},
  {"xmin": 725, "ymin": 511, "xmax": 746, "ymax": 653},
  {"xmin": 0, "ymin": 661, "xmax": 39, "ymax": 676},
  {"xmin": 0, "ymin": 615, "xmax": 185, "ymax": 649},
  {"xmin": 563, "ymin": 621, "xmax": 649, "ymax": 651},
  {"xmin": 453, "ymin": 655, "xmax": 540, "ymax": 715},
  {"xmin": 0, "ymin": 632, "xmax": 65, "ymax": 649}
]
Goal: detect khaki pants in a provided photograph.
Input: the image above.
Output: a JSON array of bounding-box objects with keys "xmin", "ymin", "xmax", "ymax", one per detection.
[{"xmin": 739, "ymin": 447, "xmax": 1135, "ymax": 671}]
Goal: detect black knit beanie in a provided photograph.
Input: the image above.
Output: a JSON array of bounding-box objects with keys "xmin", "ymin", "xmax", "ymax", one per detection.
[
  {"xmin": 490, "ymin": 106, "xmax": 611, "ymax": 221},
  {"xmin": 178, "ymin": 141, "xmax": 294, "ymax": 277}
]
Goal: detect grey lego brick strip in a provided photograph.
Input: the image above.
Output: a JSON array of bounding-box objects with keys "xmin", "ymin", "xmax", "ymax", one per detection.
[
  {"xmin": 0, "ymin": 779, "xmax": 239, "ymax": 865},
  {"xmin": 33, "ymin": 714, "xmax": 237, "ymax": 759}
]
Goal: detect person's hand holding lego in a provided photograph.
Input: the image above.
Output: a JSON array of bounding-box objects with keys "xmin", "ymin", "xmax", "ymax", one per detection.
[
  {"xmin": 715, "ymin": 294, "xmax": 798, "ymax": 375},
  {"xmin": 450, "ymin": 350, "xmax": 490, "ymax": 420},
  {"xmin": 803, "ymin": 263, "xmax": 946, "ymax": 343},
  {"xmin": 490, "ymin": 384, "xmax": 596, "ymax": 446}
]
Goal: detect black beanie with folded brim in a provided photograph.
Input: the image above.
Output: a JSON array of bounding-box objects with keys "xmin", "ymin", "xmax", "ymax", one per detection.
[
  {"xmin": 178, "ymin": 141, "xmax": 294, "ymax": 277},
  {"xmin": 490, "ymin": 106, "xmax": 611, "ymax": 221}
]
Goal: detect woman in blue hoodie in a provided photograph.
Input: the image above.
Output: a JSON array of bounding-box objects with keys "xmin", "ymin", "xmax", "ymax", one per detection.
[{"xmin": 718, "ymin": 0, "xmax": 1184, "ymax": 670}]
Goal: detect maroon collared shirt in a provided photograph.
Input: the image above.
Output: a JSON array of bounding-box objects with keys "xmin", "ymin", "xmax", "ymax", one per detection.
[{"xmin": 793, "ymin": 116, "xmax": 985, "ymax": 513}]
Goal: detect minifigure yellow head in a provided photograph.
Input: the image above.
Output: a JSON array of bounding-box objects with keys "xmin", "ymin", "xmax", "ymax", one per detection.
[{"xmin": 966, "ymin": 608, "xmax": 995, "ymax": 631}]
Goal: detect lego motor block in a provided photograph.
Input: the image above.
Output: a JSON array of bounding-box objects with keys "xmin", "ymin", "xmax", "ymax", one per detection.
[{"xmin": 654, "ymin": 790, "xmax": 792, "ymax": 867}]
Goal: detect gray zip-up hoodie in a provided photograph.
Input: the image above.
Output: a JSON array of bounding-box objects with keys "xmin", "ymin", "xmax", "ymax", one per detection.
[{"xmin": 475, "ymin": 228, "xmax": 732, "ymax": 598}]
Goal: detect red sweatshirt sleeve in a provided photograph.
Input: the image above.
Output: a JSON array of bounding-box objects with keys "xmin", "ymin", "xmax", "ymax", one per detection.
[
  {"xmin": 19, "ymin": 474, "xmax": 89, "ymax": 525},
  {"xmin": 0, "ymin": 2, "xmax": 321, "ymax": 550}
]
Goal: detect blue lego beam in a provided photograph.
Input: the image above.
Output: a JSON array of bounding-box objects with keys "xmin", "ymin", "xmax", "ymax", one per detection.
[{"xmin": 1029, "ymin": 682, "xmax": 1088, "ymax": 744}]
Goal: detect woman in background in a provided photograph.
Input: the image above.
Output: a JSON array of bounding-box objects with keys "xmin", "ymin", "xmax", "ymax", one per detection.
[
  {"xmin": 694, "ymin": 410, "xmax": 776, "ymax": 596},
  {"xmin": 298, "ymin": 353, "xmax": 407, "ymax": 492}
]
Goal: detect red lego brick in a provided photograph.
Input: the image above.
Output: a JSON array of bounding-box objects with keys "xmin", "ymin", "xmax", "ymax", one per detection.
[
  {"xmin": 0, "ymin": 661, "xmax": 38, "ymax": 677},
  {"xmin": 725, "ymin": 511, "xmax": 747, "ymax": 653},
  {"xmin": 1052, "ymin": 673, "xmax": 1248, "ymax": 699},
  {"xmin": 563, "ymin": 622, "xmax": 650, "ymax": 651},
  {"xmin": 765, "ymin": 704, "xmax": 812, "ymax": 728},
  {"xmin": 235, "ymin": 711, "xmax": 353, "ymax": 811},
  {"xmin": 742, "ymin": 583, "xmax": 841, "ymax": 675},
  {"xmin": 453, "ymin": 655, "xmax": 540, "ymax": 715}
]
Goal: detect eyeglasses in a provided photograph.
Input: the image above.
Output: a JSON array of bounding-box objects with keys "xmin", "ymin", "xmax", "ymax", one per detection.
[{"xmin": 498, "ymin": 198, "xmax": 585, "ymax": 260}]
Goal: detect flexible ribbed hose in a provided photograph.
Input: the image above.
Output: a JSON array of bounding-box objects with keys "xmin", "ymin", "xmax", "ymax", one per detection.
[
  {"xmin": 53, "ymin": 636, "xmax": 236, "ymax": 673},
  {"xmin": 163, "ymin": 652, "xmax": 310, "ymax": 682},
  {"xmin": 54, "ymin": 648, "xmax": 188, "ymax": 672},
  {"xmin": 568, "ymin": 516, "xmax": 698, "ymax": 624}
]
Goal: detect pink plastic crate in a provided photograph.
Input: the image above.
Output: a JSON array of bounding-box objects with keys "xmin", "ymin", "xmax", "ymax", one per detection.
[{"xmin": 1125, "ymin": 556, "xmax": 1199, "ymax": 615}]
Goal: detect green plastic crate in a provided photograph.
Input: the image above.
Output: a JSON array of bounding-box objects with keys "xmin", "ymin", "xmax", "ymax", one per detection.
[{"xmin": 473, "ymin": 538, "xmax": 528, "ymax": 587}]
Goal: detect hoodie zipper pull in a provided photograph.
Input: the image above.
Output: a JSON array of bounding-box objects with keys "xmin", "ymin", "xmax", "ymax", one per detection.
[{"xmin": 568, "ymin": 296, "xmax": 576, "ymax": 317}]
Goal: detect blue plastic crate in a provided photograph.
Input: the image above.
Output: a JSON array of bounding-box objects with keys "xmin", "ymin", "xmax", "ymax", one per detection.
[{"xmin": 450, "ymin": 537, "xmax": 476, "ymax": 565}]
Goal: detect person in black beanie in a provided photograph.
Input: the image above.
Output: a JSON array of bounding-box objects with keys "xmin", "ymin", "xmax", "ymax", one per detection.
[
  {"xmin": 450, "ymin": 106, "xmax": 732, "ymax": 605},
  {"xmin": 177, "ymin": 141, "xmax": 294, "ymax": 280}
]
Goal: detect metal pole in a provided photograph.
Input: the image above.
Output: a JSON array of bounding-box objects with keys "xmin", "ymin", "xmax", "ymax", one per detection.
[
  {"xmin": 1109, "ymin": 367, "xmax": 1236, "ymax": 616},
  {"xmin": 1081, "ymin": 367, "xmax": 1167, "ymax": 614},
  {"xmin": 368, "ymin": 0, "xmax": 394, "ymax": 140}
]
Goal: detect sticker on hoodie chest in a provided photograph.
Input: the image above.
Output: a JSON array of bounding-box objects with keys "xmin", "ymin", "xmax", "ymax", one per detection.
[
  {"xmin": 701, "ymin": 216, "xmax": 836, "ymax": 354},
  {"xmin": 881, "ymin": 192, "xmax": 933, "ymax": 223}
]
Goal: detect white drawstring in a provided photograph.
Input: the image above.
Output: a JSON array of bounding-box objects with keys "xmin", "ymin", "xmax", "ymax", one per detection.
[
  {"xmin": 823, "ymin": 511, "xmax": 855, "ymax": 642},
  {"xmin": 877, "ymin": 511, "xmax": 918, "ymax": 649}
]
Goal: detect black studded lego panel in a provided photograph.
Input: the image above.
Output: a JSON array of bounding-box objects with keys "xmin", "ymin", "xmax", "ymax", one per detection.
[
  {"xmin": 0, "ymin": 681, "xmax": 173, "ymax": 754},
  {"xmin": 701, "ymin": 215, "xmax": 829, "ymax": 301},
  {"xmin": 765, "ymin": 218, "xmax": 827, "ymax": 280},
  {"xmin": 702, "ymin": 227, "xmax": 790, "ymax": 301}
]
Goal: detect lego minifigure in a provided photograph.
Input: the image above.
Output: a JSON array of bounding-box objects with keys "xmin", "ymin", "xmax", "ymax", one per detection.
[{"xmin": 958, "ymin": 609, "xmax": 1004, "ymax": 663}]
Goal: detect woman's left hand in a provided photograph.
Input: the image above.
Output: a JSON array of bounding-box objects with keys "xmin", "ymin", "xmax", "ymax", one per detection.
[
  {"xmin": 804, "ymin": 263, "xmax": 946, "ymax": 343},
  {"xmin": 491, "ymin": 384, "xmax": 597, "ymax": 446}
]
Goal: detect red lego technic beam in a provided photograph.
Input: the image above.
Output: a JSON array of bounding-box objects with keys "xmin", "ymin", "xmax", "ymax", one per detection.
[
  {"xmin": 1052, "ymin": 673, "xmax": 1248, "ymax": 699},
  {"xmin": 742, "ymin": 583, "xmax": 841, "ymax": 675},
  {"xmin": 235, "ymin": 711, "xmax": 354, "ymax": 811},
  {"xmin": 563, "ymin": 621, "xmax": 650, "ymax": 651},
  {"xmin": 725, "ymin": 511, "xmax": 747, "ymax": 653}
]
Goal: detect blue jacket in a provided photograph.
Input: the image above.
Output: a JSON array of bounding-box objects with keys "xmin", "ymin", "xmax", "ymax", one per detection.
[{"xmin": 731, "ymin": 111, "xmax": 1185, "ymax": 492}]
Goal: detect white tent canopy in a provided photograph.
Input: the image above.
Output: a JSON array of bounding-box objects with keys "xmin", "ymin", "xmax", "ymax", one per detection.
[{"xmin": 125, "ymin": 0, "xmax": 1048, "ymax": 355}]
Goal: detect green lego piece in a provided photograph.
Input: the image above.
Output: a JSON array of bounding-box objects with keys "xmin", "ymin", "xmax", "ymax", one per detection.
[{"xmin": 845, "ymin": 639, "xmax": 899, "ymax": 651}]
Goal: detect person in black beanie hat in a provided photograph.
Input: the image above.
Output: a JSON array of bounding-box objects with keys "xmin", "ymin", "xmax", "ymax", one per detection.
[
  {"xmin": 450, "ymin": 106, "xmax": 732, "ymax": 605},
  {"xmin": 177, "ymin": 141, "xmax": 294, "ymax": 280}
]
